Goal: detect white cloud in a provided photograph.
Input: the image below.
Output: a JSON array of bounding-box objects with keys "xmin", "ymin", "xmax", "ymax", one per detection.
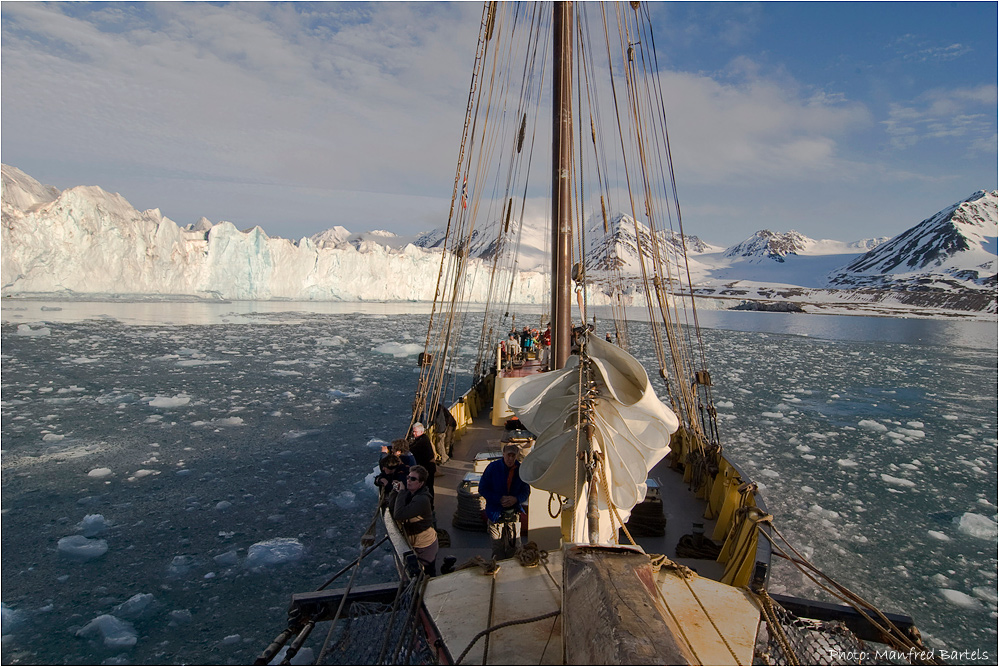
[
  {"xmin": 1, "ymin": 2, "xmax": 480, "ymax": 193},
  {"xmin": 656, "ymin": 67, "xmax": 872, "ymax": 183},
  {"xmin": 883, "ymin": 85, "xmax": 998, "ymax": 151}
]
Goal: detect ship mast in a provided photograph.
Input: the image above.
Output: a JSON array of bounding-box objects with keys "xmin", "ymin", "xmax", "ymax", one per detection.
[{"xmin": 550, "ymin": 0, "xmax": 573, "ymax": 370}]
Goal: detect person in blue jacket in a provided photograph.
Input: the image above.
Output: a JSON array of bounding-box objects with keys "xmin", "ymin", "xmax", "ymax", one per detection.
[{"xmin": 478, "ymin": 443, "xmax": 530, "ymax": 560}]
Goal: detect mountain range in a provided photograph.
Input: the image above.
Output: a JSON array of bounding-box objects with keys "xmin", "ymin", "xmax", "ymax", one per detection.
[{"xmin": 1, "ymin": 164, "xmax": 995, "ymax": 315}]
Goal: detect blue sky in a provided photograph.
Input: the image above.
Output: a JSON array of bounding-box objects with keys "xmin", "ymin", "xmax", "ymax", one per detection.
[{"xmin": 2, "ymin": 1, "xmax": 996, "ymax": 246}]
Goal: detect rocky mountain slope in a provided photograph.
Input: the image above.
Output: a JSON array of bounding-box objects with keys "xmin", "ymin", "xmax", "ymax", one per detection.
[{"xmin": 826, "ymin": 190, "xmax": 997, "ymax": 291}]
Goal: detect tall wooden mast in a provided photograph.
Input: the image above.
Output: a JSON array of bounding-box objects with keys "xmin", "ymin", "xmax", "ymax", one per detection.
[{"xmin": 551, "ymin": 0, "xmax": 573, "ymax": 370}]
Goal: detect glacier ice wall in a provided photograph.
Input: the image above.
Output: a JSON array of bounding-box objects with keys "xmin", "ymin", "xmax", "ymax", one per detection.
[{"xmin": 1, "ymin": 166, "xmax": 547, "ymax": 302}]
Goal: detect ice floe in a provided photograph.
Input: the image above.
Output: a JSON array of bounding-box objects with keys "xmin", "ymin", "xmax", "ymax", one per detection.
[
  {"xmin": 939, "ymin": 588, "xmax": 984, "ymax": 610},
  {"xmin": 245, "ymin": 538, "xmax": 305, "ymax": 571},
  {"xmin": 15, "ymin": 324, "xmax": 51, "ymax": 336},
  {"xmin": 78, "ymin": 514, "xmax": 109, "ymax": 537},
  {"xmin": 2, "ymin": 603, "xmax": 23, "ymax": 634},
  {"xmin": 57, "ymin": 535, "xmax": 108, "ymax": 561},
  {"xmin": 112, "ymin": 593, "xmax": 158, "ymax": 620},
  {"xmin": 858, "ymin": 419, "xmax": 888, "ymax": 432},
  {"xmin": 372, "ymin": 341, "xmax": 423, "ymax": 357},
  {"xmin": 147, "ymin": 395, "xmax": 191, "ymax": 408},
  {"xmin": 880, "ymin": 474, "xmax": 915, "ymax": 488},
  {"xmin": 76, "ymin": 614, "xmax": 137, "ymax": 648},
  {"xmin": 955, "ymin": 512, "xmax": 998, "ymax": 540}
]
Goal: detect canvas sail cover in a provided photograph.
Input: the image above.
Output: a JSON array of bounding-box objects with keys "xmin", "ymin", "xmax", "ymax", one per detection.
[{"xmin": 507, "ymin": 334, "xmax": 679, "ymax": 512}]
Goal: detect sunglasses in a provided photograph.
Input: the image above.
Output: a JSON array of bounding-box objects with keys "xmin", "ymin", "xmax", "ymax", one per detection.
[{"xmin": 407, "ymin": 476, "xmax": 420, "ymax": 481}]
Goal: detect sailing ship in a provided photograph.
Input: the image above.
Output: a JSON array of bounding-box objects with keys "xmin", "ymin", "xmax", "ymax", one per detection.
[{"xmin": 258, "ymin": 3, "xmax": 937, "ymax": 665}]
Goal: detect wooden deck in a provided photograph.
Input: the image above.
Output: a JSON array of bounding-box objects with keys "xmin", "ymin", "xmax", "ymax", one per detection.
[{"xmin": 432, "ymin": 396, "xmax": 727, "ymax": 580}]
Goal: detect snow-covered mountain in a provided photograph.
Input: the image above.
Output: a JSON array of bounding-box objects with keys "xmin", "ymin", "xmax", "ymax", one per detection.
[
  {"xmin": 2, "ymin": 165, "xmax": 995, "ymax": 312},
  {"xmin": 723, "ymin": 230, "xmax": 815, "ymax": 262},
  {"xmin": 826, "ymin": 190, "xmax": 997, "ymax": 291},
  {"xmin": 412, "ymin": 210, "xmax": 716, "ymax": 275}
]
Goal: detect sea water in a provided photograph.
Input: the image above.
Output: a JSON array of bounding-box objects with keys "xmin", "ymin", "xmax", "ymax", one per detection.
[{"xmin": 1, "ymin": 301, "xmax": 995, "ymax": 665}]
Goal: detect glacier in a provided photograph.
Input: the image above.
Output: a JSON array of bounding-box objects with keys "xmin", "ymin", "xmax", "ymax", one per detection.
[
  {"xmin": 2, "ymin": 165, "xmax": 996, "ymax": 316},
  {"xmin": 1, "ymin": 165, "xmax": 546, "ymax": 303}
]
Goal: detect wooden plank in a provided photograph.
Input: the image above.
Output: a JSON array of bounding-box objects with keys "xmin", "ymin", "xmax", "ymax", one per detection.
[
  {"xmin": 422, "ymin": 553, "xmax": 563, "ymax": 665},
  {"xmin": 657, "ymin": 569, "xmax": 760, "ymax": 665},
  {"xmin": 562, "ymin": 545, "xmax": 695, "ymax": 665}
]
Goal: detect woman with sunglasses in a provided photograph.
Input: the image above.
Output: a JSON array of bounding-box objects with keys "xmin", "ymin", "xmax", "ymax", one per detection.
[{"xmin": 389, "ymin": 464, "xmax": 438, "ymax": 576}]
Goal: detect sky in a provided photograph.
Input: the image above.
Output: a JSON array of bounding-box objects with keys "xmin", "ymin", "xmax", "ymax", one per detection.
[{"xmin": 2, "ymin": 1, "xmax": 996, "ymax": 247}]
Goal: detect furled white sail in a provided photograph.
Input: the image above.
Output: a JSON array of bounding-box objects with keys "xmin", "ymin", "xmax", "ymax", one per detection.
[{"xmin": 507, "ymin": 334, "xmax": 679, "ymax": 512}]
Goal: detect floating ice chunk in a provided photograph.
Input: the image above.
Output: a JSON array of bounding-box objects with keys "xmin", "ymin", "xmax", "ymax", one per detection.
[
  {"xmin": 2, "ymin": 603, "xmax": 23, "ymax": 634},
  {"xmin": 268, "ymin": 646, "xmax": 315, "ymax": 665},
  {"xmin": 113, "ymin": 593, "xmax": 157, "ymax": 620},
  {"xmin": 366, "ymin": 438, "xmax": 389, "ymax": 450},
  {"xmin": 220, "ymin": 634, "xmax": 241, "ymax": 645},
  {"xmin": 927, "ymin": 530, "xmax": 950, "ymax": 541},
  {"xmin": 215, "ymin": 501, "xmax": 232, "ymax": 511},
  {"xmin": 372, "ymin": 342, "xmax": 423, "ymax": 357},
  {"xmin": 316, "ymin": 336, "xmax": 347, "ymax": 347},
  {"xmin": 42, "ymin": 433, "xmax": 65, "ymax": 442},
  {"xmin": 57, "ymin": 535, "xmax": 108, "ymax": 561},
  {"xmin": 168, "ymin": 609, "xmax": 192, "ymax": 625},
  {"xmin": 761, "ymin": 412, "xmax": 784, "ymax": 419},
  {"xmin": 166, "ymin": 555, "xmax": 196, "ymax": 578},
  {"xmin": 973, "ymin": 586, "xmax": 998, "ymax": 604},
  {"xmin": 16, "ymin": 324, "xmax": 51, "ymax": 336},
  {"xmin": 941, "ymin": 414, "xmax": 959, "ymax": 421},
  {"xmin": 956, "ymin": 513, "xmax": 998, "ymax": 541},
  {"xmin": 148, "ymin": 395, "xmax": 191, "ymax": 409},
  {"xmin": 906, "ymin": 421, "xmax": 924, "ymax": 429},
  {"xmin": 76, "ymin": 614, "xmax": 138, "ymax": 648},
  {"xmin": 130, "ymin": 469, "xmax": 159, "ymax": 479},
  {"xmin": 939, "ymin": 589, "xmax": 983, "ymax": 609},
  {"xmin": 858, "ymin": 419, "xmax": 887, "ymax": 432},
  {"xmin": 78, "ymin": 514, "xmax": 109, "ymax": 537},
  {"xmin": 332, "ymin": 491, "xmax": 356, "ymax": 508},
  {"xmin": 192, "ymin": 417, "xmax": 244, "ymax": 427},
  {"xmin": 88, "ymin": 468, "xmax": 113, "ymax": 478},
  {"xmin": 800, "ymin": 486, "xmax": 815, "ymax": 493},
  {"xmin": 760, "ymin": 469, "xmax": 779, "ymax": 478},
  {"xmin": 213, "ymin": 551, "xmax": 238, "ymax": 567},
  {"xmin": 896, "ymin": 428, "xmax": 925, "ymax": 439},
  {"xmin": 880, "ymin": 474, "xmax": 915, "ymax": 488},
  {"xmin": 176, "ymin": 359, "xmax": 229, "ymax": 367},
  {"xmin": 808, "ymin": 505, "xmax": 839, "ymax": 520},
  {"xmin": 715, "ymin": 400, "xmax": 734, "ymax": 408},
  {"xmin": 837, "ymin": 459, "xmax": 858, "ymax": 468},
  {"xmin": 245, "ymin": 538, "xmax": 305, "ymax": 571}
]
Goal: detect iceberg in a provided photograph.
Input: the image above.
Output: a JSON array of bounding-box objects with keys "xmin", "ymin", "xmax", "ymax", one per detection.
[{"xmin": 76, "ymin": 614, "xmax": 138, "ymax": 648}]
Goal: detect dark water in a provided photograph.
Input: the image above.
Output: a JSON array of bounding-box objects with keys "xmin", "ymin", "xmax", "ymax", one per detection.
[{"xmin": 1, "ymin": 302, "xmax": 995, "ymax": 665}]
